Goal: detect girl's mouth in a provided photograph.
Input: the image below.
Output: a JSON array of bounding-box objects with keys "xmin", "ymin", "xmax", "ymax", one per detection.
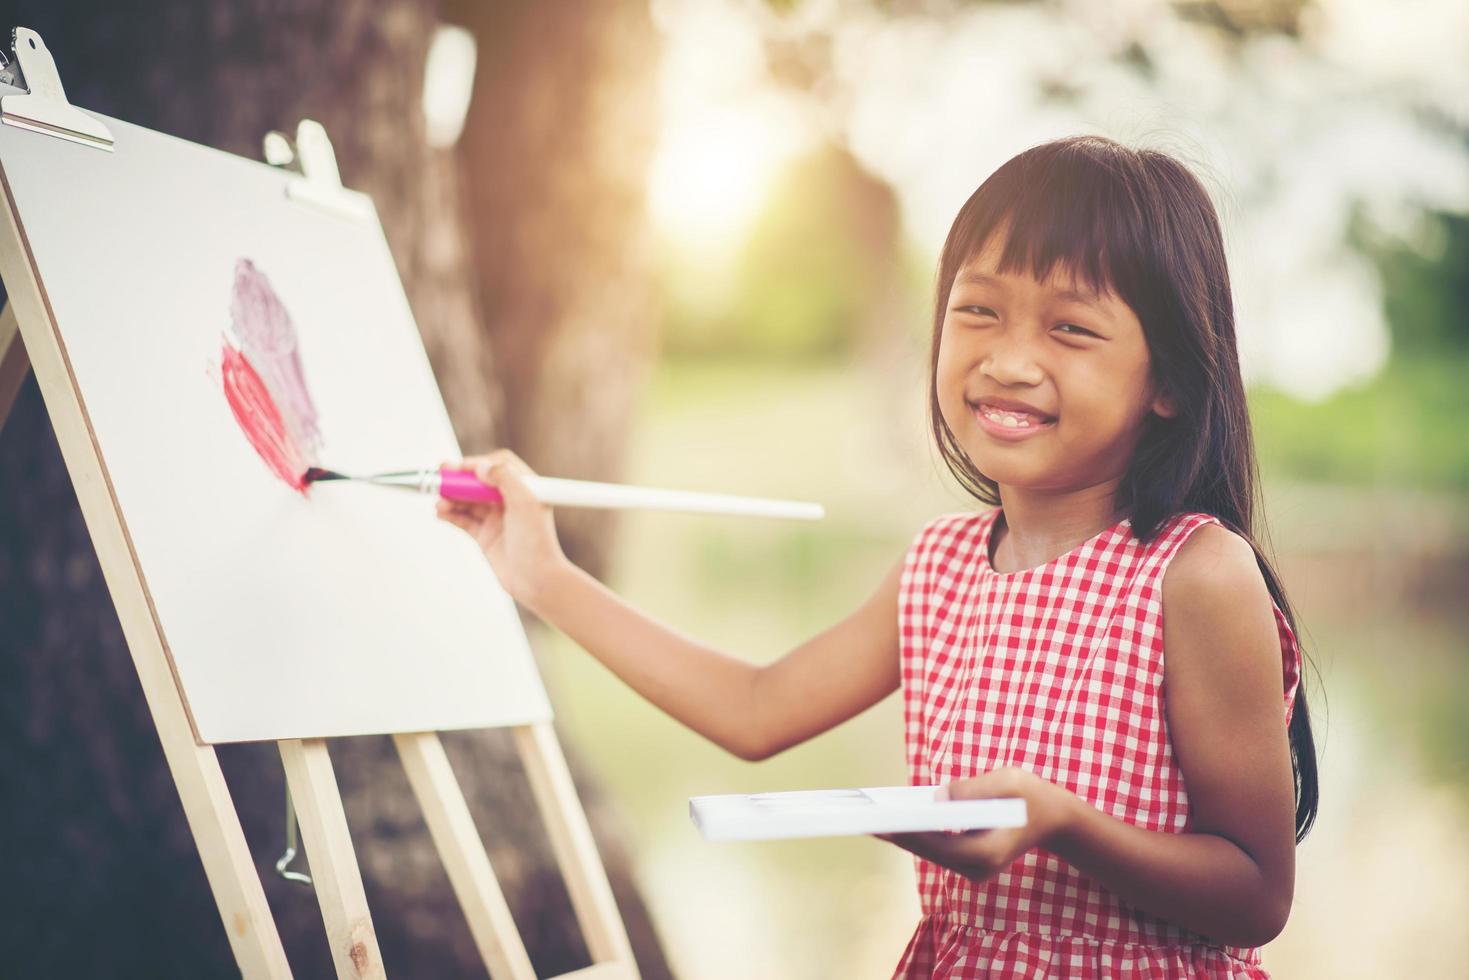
[{"xmin": 970, "ymin": 402, "xmax": 1057, "ymax": 441}]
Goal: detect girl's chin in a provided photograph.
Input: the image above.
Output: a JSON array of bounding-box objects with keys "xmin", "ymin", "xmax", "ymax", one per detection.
[{"xmin": 963, "ymin": 439, "xmax": 1059, "ymax": 479}]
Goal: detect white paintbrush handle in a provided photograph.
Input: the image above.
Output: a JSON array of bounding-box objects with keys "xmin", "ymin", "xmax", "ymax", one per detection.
[{"xmin": 522, "ymin": 475, "xmax": 824, "ymax": 521}]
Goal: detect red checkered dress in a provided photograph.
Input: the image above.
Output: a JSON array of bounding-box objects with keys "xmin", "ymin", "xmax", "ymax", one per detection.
[{"xmin": 894, "ymin": 508, "xmax": 1302, "ymax": 979}]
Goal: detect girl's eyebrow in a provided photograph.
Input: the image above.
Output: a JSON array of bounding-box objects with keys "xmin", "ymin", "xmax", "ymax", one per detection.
[{"xmin": 957, "ymin": 270, "xmax": 1103, "ymax": 307}]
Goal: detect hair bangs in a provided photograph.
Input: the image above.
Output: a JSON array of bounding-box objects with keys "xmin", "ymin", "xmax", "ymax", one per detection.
[{"xmin": 939, "ymin": 138, "xmax": 1153, "ymax": 314}]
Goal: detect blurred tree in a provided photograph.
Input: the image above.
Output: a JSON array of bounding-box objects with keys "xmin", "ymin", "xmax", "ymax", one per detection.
[
  {"xmin": 1370, "ymin": 209, "xmax": 1469, "ymax": 358},
  {"xmin": 447, "ymin": 0, "xmax": 660, "ymax": 579},
  {"xmin": 0, "ymin": 1, "xmax": 670, "ymax": 977}
]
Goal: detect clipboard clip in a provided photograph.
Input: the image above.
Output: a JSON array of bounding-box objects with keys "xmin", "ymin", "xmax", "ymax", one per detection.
[
  {"xmin": 262, "ymin": 118, "xmax": 374, "ymax": 222},
  {"xmin": 0, "ymin": 27, "xmax": 113, "ymax": 151}
]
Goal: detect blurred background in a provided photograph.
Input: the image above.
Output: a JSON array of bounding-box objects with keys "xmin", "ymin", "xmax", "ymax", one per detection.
[{"xmin": 1, "ymin": 0, "xmax": 1466, "ymax": 977}]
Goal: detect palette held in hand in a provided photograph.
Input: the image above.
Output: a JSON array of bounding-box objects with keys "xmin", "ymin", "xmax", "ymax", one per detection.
[
  {"xmin": 214, "ymin": 258, "xmax": 823, "ymax": 521},
  {"xmin": 690, "ymin": 786, "xmax": 1028, "ymax": 842}
]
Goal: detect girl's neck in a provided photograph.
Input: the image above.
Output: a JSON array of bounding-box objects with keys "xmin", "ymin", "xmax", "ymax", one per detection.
[{"xmin": 991, "ymin": 482, "xmax": 1129, "ymax": 572}]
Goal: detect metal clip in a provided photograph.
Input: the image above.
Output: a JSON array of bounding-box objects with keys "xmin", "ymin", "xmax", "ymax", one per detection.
[
  {"xmin": 0, "ymin": 27, "xmax": 113, "ymax": 151},
  {"xmin": 274, "ymin": 784, "xmax": 314, "ymax": 887},
  {"xmin": 0, "ymin": 49, "xmax": 20, "ymax": 88}
]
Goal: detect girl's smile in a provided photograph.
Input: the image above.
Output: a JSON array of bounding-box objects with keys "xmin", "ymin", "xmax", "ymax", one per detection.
[{"xmin": 969, "ymin": 399, "xmax": 1058, "ymax": 441}]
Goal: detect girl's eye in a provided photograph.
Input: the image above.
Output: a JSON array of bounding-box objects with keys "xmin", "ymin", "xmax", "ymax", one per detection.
[{"xmin": 950, "ymin": 308, "xmax": 1097, "ymax": 339}]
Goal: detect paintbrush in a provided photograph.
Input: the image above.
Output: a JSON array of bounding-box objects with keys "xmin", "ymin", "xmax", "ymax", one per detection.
[{"xmin": 302, "ymin": 465, "xmax": 824, "ymax": 521}]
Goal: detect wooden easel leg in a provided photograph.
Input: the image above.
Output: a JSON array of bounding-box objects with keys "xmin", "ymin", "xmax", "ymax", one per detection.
[
  {"xmin": 279, "ymin": 738, "xmax": 386, "ymax": 980},
  {"xmin": 0, "ymin": 295, "xmax": 291, "ymax": 976},
  {"xmin": 393, "ymin": 731, "xmax": 536, "ymax": 980},
  {"xmin": 0, "ymin": 302, "xmax": 31, "ymax": 430},
  {"xmin": 514, "ymin": 722, "xmax": 640, "ymax": 978},
  {"xmin": 167, "ymin": 740, "xmax": 294, "ymax": 979}
]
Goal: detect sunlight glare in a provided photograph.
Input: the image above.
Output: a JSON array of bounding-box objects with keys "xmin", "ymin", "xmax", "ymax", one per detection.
[{"xmin": 648, "ymin": 93, "xmax": 812, "ymax": 260}]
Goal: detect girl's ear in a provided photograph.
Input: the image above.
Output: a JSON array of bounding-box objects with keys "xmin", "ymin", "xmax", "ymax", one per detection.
[{"xmin": 1151, "ymin": 388, "xmax": 1178, "ymax": 420}]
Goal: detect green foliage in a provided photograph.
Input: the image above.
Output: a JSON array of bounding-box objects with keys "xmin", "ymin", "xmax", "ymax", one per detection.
[
  {"xmin": 1372, "ymin": 210, "xmax": 1469, "ymax": 358},
  {"xmin": 1251, "ymin": 356, "xmax": 1469, "ymax": 490},
  {"xmin": 1252, "ymin": 207, "xmax": 1469, "ymax": 491}
]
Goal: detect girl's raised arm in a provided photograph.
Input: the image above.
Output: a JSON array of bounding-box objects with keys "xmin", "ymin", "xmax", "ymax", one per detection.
[
  {"xmin": 437, "ymin": 450, "xmax": 903, "ymax": 762},
  {"xmin": 533, "ymin": 556, "xmax": 903, "ymax": 762}
]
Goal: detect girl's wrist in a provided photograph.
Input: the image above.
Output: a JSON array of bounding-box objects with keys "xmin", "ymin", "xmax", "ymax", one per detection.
[
  {"xmin": 1041, "ymin": 780, "xmax": 1084, "ymax": 849},
  {"xmin": 521, "ymin": 554, "xmax": 577, "ymax": 619}
]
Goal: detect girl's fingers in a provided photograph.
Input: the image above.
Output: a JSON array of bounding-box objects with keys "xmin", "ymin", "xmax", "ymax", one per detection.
[
  {"xmin": 875, "ymin": 831, "xmax": 927, "ymax": 856},
  {"xmin": 437, "ymin": 509, "xmax": 472, "ymax": 532},
  {"xmin": 440, "ymin": 493, "xmax": 499, "ymax": 518},
  {"xmin": 436, "ymin": 499, "xmax": 486, "ymax": 531}
]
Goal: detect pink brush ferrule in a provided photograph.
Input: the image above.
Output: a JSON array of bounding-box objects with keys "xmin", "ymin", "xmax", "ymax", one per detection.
[{"xmin": 437, "ymin": 466, "xmax": 505, "ymax": 504}]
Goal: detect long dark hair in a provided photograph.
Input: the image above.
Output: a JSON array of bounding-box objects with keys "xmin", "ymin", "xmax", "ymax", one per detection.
[{"xmin": 927, "ymin": 135, "xmax": 1319, "ymax": 842}]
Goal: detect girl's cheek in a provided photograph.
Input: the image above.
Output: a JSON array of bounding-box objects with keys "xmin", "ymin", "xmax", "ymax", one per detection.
[
  {"xmin": 934, "ymin": 362, "xmax": 969, "ymax": 433},
  {"xmin": 935, "ymin": 328, "xmax": 969, "ymax": 402}
]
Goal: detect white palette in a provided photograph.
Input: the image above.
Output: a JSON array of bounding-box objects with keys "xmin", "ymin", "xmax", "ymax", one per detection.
[{"xmin": 690, "ymin": 785, "xmax": 1028, "ymax": 841}]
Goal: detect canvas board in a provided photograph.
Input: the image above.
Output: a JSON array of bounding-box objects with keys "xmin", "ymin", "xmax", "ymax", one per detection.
[
  {"xmin": 0, "ymin": 104, "xmax": 551, "ymax": 743},
  {"xmin": 689, "ymin": 786, "xmax": 1028, "ymax": 841}
]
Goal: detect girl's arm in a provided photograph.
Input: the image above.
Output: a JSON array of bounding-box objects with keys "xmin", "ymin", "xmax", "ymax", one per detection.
[
  {"xmin": 1050, "ymin": 522, "xmax": 1298, "ymax": 946},
  {"xmin": 438, "ymin": 450, "xmax": 903, "ymax": 762},
  {"xmin": 879, "ymin": 523, "xmax": 1297, "ymax": 948},
  {"xmin": 530, "ymin": 558, "xmax": 903, "ymax": 761}
]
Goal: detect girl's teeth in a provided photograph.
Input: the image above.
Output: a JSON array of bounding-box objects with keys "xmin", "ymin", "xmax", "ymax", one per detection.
[{"xmin": 981, "ymin": 406, "xmax": 1046, "ymax": 427}]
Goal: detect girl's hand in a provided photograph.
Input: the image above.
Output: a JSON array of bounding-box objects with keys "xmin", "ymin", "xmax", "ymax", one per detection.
[
  {"xmin": 434, "ymin": 449, "xmax": 568, "ymax": 608},
  {"xmin": 874, "ymin": 767, "xmax": 1077, "ymax": 883}
]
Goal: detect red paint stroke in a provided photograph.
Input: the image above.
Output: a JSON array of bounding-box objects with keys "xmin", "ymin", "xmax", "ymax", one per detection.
[
  {"xmin": 214, "ymin": 259, "xmax": 324, "ymax": 494},
  {"xmin": 219, "ymin": 342, "xmax": 311, "ymax": 492}
]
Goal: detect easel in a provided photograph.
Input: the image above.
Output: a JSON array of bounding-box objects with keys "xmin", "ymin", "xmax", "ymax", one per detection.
[{"xmin": 0, "ymin": 28, "xmax": 637, "ymax": 980}]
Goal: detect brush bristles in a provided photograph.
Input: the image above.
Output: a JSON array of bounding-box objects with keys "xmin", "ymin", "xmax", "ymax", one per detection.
[{"xmin": 302, "ymin": 467, "xmax": 345, "ymax": 483}]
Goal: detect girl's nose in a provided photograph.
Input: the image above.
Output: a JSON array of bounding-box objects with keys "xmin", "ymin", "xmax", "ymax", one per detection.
[{"xmin": 980, "ymin": 334, "xmax": 1045, "ymax": 387}]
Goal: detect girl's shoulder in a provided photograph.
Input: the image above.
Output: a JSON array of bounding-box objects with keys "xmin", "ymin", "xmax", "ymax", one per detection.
[
  {"xmin": 1156, "ymin": 511, "xmax": 1304, "ymax": 718},
  {"xmin": 899, "ymin": 509, "xmax": 999, "ymax": 591},
  {"xmin": 1147, "ymin": 510, "xmax": 1259, "ymax": 561},
  {"xmin": 906, "ymin": 508, "xmax": 997, "ymax": 558},
  {"xmin": 1131, "ymin": 510, "xmax": 1267, "ymax": 593},
  {"xmin": 899, "ymin": 511, "xmax": 994, "ymax": 622},
  {"xmin": 1157, "ymin": 512, "xmax": 1261, "ymax": 592}
]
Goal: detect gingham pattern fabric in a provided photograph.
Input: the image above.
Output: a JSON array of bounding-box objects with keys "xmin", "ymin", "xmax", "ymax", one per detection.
[{"xmin": 893, "ymin": 508, "xmax": 1302, "ymax": 979}]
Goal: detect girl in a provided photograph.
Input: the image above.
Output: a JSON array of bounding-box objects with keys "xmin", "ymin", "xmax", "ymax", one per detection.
[{"xmin": 437, "ymin": 134, "xmax": 1319, "ymax": 979}]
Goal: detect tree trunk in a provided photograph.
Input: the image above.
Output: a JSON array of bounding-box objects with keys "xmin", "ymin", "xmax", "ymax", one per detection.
[
  {"xmin": 0, "ymin": 2, "xmax": 670, "ymax": 977},
  {"xmin": 449, "ymin": 0, "xmax": 660, "ymax": 579}
]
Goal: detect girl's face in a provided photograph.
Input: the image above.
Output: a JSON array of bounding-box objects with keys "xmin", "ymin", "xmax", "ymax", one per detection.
[{"xmin": 936, "ymin": 231, "xmax": 1175, "ymax": 495}]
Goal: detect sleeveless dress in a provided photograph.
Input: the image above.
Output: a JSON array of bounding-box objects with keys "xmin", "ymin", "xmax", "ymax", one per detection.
[{"xmin": 894, "ymin": 508, "xmax": 1302, "ymax": 979}]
